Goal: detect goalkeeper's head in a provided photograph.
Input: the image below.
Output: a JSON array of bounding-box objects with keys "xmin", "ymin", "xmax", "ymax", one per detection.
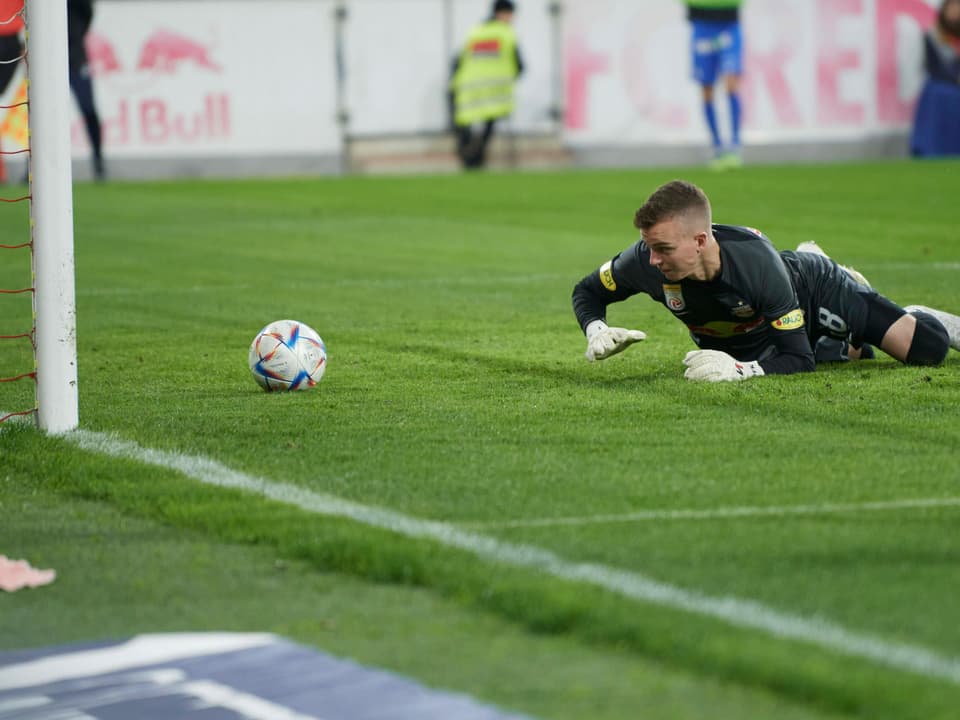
[
  {"xmin": 632, "ymin": 180, "xmax": 717, "ymax": 282},
  {"xmin": 633, "ymin": 180, "xmax": 712, "ymax": 236}
]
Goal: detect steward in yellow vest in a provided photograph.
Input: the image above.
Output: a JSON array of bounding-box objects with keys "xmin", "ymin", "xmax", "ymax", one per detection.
[{"xmin": 449, "ymin": 0, "xmax": 524, "ymax": 169}]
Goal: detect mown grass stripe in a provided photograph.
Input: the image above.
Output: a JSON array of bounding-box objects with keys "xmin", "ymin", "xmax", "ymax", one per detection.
[
  {"xmin": 463, "ymin": 498, "xmax": 960, "ymax": 529},
  {"xmin": 62, "ymin": 428, "xmax": 960, "ymax": 687}
]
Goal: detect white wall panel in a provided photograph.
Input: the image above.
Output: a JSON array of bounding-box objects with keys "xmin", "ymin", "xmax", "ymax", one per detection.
[
  {"xmin": 2, "ymin": 0, "xmax": 935, "ymax": 165},
  {"xmin": 71, "ymin": 0, "xmax": 340, "ymax": 157},
  {"xmin": 561, "ymin": 0, "xmax": 939, "ymax": 147}
]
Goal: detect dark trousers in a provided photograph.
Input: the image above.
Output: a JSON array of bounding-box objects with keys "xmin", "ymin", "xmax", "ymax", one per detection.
[
  {"xmin": 455, "ymin": 119, "xmax": 497, "ymax": 169},
  {"xmin": 70, "ymin": 66, "xmax": 104, "ymax": 178}
]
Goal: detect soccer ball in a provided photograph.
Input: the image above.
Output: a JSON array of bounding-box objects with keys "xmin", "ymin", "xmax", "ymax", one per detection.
[{"xmin": 248, "ymin": 319, "xmax": 327, "ymax": 392}]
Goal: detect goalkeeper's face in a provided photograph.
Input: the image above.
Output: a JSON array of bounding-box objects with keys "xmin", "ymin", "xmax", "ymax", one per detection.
[{"xmin": 643, "ymin": 216, "xmax": 708, "ymax": 281}]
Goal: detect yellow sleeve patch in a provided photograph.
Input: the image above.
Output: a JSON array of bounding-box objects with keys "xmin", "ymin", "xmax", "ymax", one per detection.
[
  {"xmin": 599, "ymin": 260, "xmax": 616, "ymax": 291},
  {"xmin": 772, "ymin": 309, "xmax": 805, "ymax": 331}
]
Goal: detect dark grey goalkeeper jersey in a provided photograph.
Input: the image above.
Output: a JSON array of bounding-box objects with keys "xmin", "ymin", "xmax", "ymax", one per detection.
[{"xmin": 572, "ymin": 224, "xmax": 867, "ymax": 375}]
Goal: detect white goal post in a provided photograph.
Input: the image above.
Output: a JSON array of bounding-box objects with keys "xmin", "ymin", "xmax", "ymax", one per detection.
[{"xmin": 26, "ymin": 0, "xmax": 78, "ymax": 432}]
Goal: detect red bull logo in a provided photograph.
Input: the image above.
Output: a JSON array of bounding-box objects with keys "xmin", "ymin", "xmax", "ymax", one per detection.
[
  {"xmin": 137, "ymin": 30, "xmax": 221, "ymax": 73},
  {"xmin": 86, "ymin": 32, "xmax": 122, "ymax": 76},
  {"xmin": 75, "ymin": 93, "xmax": 231, "ymax": 147},
  {"xmin": 64, "ymin": 22, "xmax": 233, "ymax": 149}
]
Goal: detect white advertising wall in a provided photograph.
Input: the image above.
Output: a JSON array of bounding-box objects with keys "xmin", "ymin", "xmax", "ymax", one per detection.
[
  {"xmin": 74, "ymin": 0, "xmax": 341, "ymax": 158},
  {"xmin": 0, "ymin": 0, "xmax": 940, "ymax": 170},
  {"xmin": 342, "ymin": 0, "xmax": 558, "ymax": 135},
  {"xmin": 563, "ymin": 0, "xmax": 938, "ymax": 148}
]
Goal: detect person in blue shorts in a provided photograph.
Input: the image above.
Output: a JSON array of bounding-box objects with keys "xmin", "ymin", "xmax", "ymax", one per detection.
[{"xmin": 685, "ymin": 1, "xmax": 744, "ymax": 169}]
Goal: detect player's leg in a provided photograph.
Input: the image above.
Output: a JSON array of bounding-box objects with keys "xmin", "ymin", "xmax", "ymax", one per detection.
[
  {"xmin": 794, "ymin": 244, "xmax": 875, "ymax": 362},
  {"xmin": 725, "ymin": 73, "xmax": 741, "ymax": 147},
  {"xmin": 861, "ymin": 295, "xmax": 950, "ymax": 366},
  {"xmin": 720, "ymin": 73, "xmax": 742, "ymax": 168},
  {"xmin": 475, "ymin": 118, "xmax": 497, "ymax": 168},
  {"xmin": 902, "ymin": 305, "xmax": 960, "ymax": 351},
  {"xmin": 718, "ymin": 21, "xmax": 743, "ymax": 167},
  {"xmin": 702, "ymin": 84, "xmax": 723, "ymax": 165},
  {"xmin": 795, "ymin": 246, "xmax": 951, "ymax": 366},
  {"xmin": 69, "ymin": 68, "xmax": 104, "ymax": 180},
  {"xmin": 814, "ymin": 337, "xmax": 874, "ymax": 363},
  {"xmin": 454, "ymin": 124, "xmax": 474, "ymax": 168},
  {"xmin": 796, "ymin": 241, "xmax": 871, "ymax": 287},
  {"xmin": 691, "ymin": 22, "xmax": 723, "ymax": 162},
  {"xmin": 797, "ymin": 240, "xmax": 960, "ymax": 350}
]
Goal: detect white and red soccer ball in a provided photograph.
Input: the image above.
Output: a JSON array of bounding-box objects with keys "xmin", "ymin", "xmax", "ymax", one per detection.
[{"xmin": 248, "ymin": 319, "xmax": 327, "ymax": 391}]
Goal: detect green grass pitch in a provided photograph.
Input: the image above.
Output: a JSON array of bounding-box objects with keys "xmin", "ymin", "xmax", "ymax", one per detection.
[{"xmin": 2, "ymin": 160, "xmax": 960, "ymax": 719}]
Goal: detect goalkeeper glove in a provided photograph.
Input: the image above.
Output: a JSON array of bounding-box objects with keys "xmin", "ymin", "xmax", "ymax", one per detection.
[
  {"xmin": 584, "ymin": 320, "xmax": 646, "ymax": 362},
  {"xmin": 683, "ymin": 349, "xmax": 764, "ymax": 382}
]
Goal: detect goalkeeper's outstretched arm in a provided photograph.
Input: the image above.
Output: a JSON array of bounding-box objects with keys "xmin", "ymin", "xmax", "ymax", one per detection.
[{"xmin": 572, "ymin": 265, "xmax": 646, "ymax": 362}]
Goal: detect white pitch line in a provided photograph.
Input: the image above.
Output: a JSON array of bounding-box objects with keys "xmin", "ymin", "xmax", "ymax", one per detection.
[
  {"xmin": 461, "ymin": 497, "xmax": 960, "ymax": 530},
  {"xmin": 61, "ymin": 428, "xmax": 960, "ymax": 686},
  {"xmin": 858, "ymin": 262, "xmax": 960, "ymax": 271},
  {"xmin": 76, "ymin": 273, "xmax": 567, "ymax": 297}
]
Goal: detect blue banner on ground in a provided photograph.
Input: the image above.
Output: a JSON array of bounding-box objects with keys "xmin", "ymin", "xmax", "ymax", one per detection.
[{"xmin": 0, "ymin": 633, "xmax": 533, "ymax": 720}]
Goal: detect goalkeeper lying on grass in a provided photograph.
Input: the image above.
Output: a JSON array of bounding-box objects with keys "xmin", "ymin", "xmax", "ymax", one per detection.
[{"xmin": 571, "ymin": 179, "xmax": 960, "ymax": 382}]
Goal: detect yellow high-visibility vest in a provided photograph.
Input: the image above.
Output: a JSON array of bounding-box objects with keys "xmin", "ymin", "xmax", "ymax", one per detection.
[{"xmin": 450, "ymin": 20, "xmax": 519, "ymax": 125}]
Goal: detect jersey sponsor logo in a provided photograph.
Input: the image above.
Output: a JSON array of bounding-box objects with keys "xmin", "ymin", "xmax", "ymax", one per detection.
[
  {"xmin": 663, "ymin": 284, "xmax": 686, "ymax": 312},
  {"xmin": 772, "ymin": 309, "xmax": 805, "ymax": 331},
  {"xmin": 599, "ymin": 261, "xmax": 616, "ymax": 291},
  {"xmin": 688, "ymin": 316, "xmax": 765, "ymax": 337},
  {"xmin": 731, "ymin": 301, "xmax": 755, "ymax": 318}
]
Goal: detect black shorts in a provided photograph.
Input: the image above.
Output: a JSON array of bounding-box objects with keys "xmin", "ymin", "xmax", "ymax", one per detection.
[{"xmin": 780, "ymin": 250, "xmax": 905, "ymax": 349}]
